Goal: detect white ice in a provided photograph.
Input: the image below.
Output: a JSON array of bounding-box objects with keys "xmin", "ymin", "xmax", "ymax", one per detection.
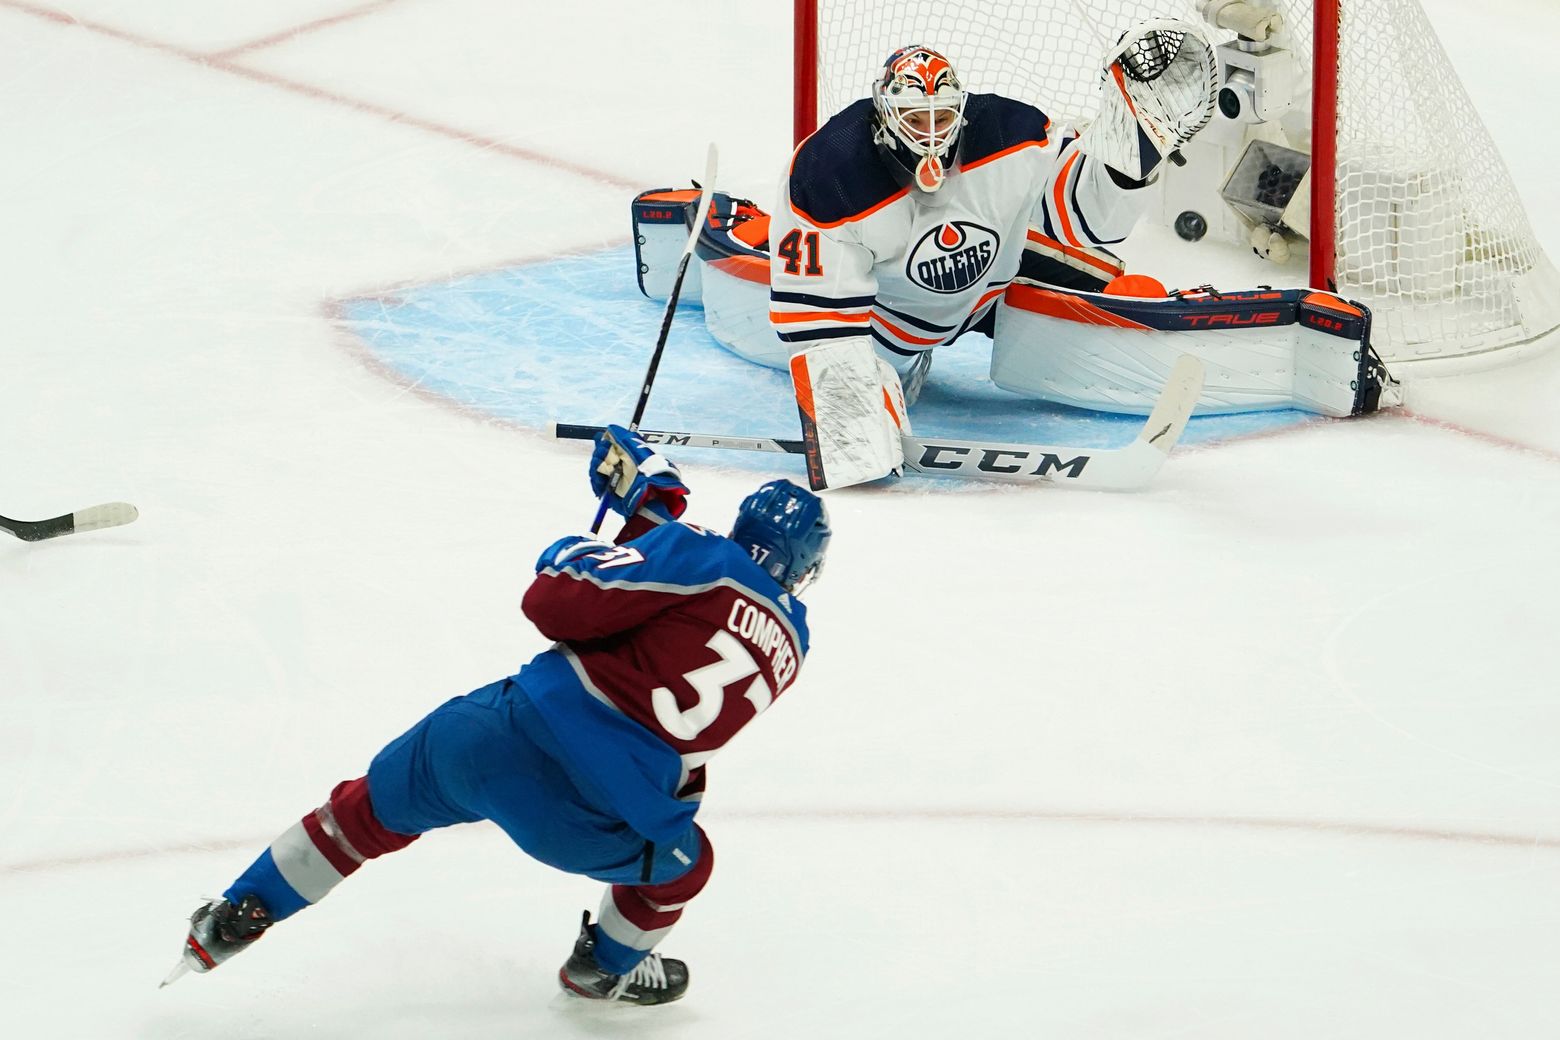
[{"xmin": 2, "ymin": 2, "xmax": 1559, "ymax": 1037}]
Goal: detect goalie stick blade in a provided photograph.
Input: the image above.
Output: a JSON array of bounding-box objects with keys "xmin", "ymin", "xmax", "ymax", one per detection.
[
  {"xmin": 905, "ymin": 353, "xmax": 1206, "ymax": 490},
  {"xmin": 553, "ymin": 353, "xmax": 1203, "ymax": 492},
  {"xmin": 0, "ymin": 501, "xmax": 140, "ymax": 542},
  {"xmin": 1138, "ymin": 354, "xmax": 1205, "ymax": 459}
]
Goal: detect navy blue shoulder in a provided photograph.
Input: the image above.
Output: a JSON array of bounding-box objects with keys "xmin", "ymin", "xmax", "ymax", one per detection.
[
  {"xmin": 630, "ymin": 524, "xmax": 786, "ymax": 597},
  {"xmin": 649, "ymin": 526, "xmax": 810, "ymax": 643},
  {"xmin": 959, "ymin": 94, "xmax": 1052, "ymax": 166},
  {"xmin": 789, "ymin": 99, "xmax": 905, "ymax": 227}
]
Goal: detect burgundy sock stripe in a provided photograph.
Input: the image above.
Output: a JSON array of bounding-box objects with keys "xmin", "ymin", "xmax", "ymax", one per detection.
[
  {"xmin": 610, "ymin": 885, "xmax": 682, "ymax": 932},
  {"xmin": 325, "ymin": 777, "xmax": 419, "ymax": 859},
  {"xmin": 301, "ymin": 811, "xmax": 362, "ymax": 878}
]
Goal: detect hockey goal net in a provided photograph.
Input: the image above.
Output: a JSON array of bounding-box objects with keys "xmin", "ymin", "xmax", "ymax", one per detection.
[{"xmin": 794, "ymin": 0, "xmax": 1560, "ymax": 365}]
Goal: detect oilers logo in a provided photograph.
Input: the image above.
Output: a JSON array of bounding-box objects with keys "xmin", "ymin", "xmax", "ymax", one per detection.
[{"xmin": 906, "ymin": 221, "xmax": 999, "ymax": 294}]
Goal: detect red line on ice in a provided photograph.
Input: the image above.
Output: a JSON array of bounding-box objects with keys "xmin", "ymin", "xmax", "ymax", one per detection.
[
  {"xmin": 4, "ymin": 810, "xmax": 1557, "ymax": 876},
  {"xmin": 0, "ymin": 0, "xmax": 640, "ymax": 193},
  {"xmin": 1397, "ymin": 409, "xmax": 1560, "ymax": 466},
  {"xmin": 209, "ymin": 0, "xmax": 403, "ymax": 61}
]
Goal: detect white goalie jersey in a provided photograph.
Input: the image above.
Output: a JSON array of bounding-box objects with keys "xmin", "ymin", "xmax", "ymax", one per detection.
[{"xmin": 768, "ymin": 94, "xmax": 1153, "ymax": 373}]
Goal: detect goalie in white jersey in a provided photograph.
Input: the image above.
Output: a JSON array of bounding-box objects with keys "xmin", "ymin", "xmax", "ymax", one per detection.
[{"xmin": 754, "ymin": 33, "xmax": 1220, "ymax": 489}]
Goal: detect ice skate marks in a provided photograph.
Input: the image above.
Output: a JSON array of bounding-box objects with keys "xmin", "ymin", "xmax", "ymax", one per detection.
[{"xmin": 334, "ymin": 246, "xmax": 1312, "ymax": 478}]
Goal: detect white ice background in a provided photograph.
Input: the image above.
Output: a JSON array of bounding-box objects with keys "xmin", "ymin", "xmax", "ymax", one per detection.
[{"xmin": 3, "ymin": 2, "xmax": 1560, "ymax": 1037}]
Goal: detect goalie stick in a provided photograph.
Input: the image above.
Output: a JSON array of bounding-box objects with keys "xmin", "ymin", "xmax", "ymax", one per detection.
[
  {"xmin": 590, "ymin": 143, "xmax": 719, "ymax": 533},
  {"xmin": 0, "ymin": 501, "xmax": 139, "ymax": 542},
  {"xmin": 558, "ymin": 355, "xmax": 1206, "ymax": 491}
]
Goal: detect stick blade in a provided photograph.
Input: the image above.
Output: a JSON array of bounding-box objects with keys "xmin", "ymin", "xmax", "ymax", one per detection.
[
  {"xmin": 1, "ymin": 501, "xmax": 140, "ymax": 541},
  {"xmin": 68, "ymin": 502, "xmax": 140, "ymax": 534},
  {"xmin": 1069, "ymin": 353, "xmax": 1205, "ymax": 490},
  {"xmin": 1135, "ymin": 353, "xmax": 1206, "ymax": 458}
]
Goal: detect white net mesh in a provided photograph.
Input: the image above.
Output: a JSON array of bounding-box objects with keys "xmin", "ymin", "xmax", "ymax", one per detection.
[{"xmin": 810, "ymin": 0, "xmax": 1560, "ymax": 362}]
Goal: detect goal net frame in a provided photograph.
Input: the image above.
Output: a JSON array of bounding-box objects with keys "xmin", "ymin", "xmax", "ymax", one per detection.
[{"xmin": 791, "ymin": 0, "xmax": 1560, "ymax": 366}]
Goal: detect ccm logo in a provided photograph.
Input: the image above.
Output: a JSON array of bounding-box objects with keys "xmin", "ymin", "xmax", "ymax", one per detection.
[
  {"xmin": 1181, "ymin": 311, "xmax": 1282, "ymax": 328},
  {"xmin": 917, "ymin": 444, "xmax": 1089, "ymax": 478}
]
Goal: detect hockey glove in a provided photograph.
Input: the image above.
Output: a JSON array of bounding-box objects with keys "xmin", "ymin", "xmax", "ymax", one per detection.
[
  {"xmin": 590, "ymin": 424, "xmax": 689, "ymax": 521},
  {"xmin": 1083, "ymin": 20, "xmax": 1218, "ymax": 182},
  {"xmin": 536, "ymin": 534, "xmax": 615, "ymax": 572}
]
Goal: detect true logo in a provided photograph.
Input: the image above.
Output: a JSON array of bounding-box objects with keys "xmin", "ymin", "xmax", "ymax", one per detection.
[{"xmin": 906, "ymin": 221, "xmax": 999, "ymax": 294}]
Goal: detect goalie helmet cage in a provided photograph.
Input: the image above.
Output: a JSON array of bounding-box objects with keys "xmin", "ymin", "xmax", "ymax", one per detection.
[{"xmin": 792, "ymin": 0, "xmax": 1560, "ymax": 367}]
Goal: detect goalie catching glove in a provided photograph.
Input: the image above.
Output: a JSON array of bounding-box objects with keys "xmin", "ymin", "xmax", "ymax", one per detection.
[
  {"xmin": 1082, "ymin": 20, "xmax": 1219, "ymax": 182},
  {"xmin": 590, "ymin": 424, "xmax": 690, "ymax": 522}
]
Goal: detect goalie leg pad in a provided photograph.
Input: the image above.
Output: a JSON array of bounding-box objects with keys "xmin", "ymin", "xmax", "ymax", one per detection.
[
  {"xmin": 789, "ymin": 341, "xmax": 909, "ymax": 490},
  {"xmin": 632, "ymin": 188, "xmax": 705, "ymax": 302},
  {"xmin": 991, "ymin": 283, "xmax": 1399, "ymax": 417}
]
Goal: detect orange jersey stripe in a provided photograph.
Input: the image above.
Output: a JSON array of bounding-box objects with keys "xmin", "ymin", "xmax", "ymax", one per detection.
[
  {"xmin": 970, "ymin": 285, "xmax": 1007, "ymax": 314},
  {"xmin": 1051, "ymin": 150, "xmax": 1085, "ymax": 249},
  {"xmin": 1026, "ymin": 229, "xmax": 1124, "ymax": 278},
  {"xmin": 770, "ymin": 310, "xmax": 871, "ymax": 325},
  {"xmin": 871, "ymin": 285, "xmax": 1006, "ymax": 348},
  {"xmin": 960, "ymin": 136, "xmax": 1050, "ymax": 173},
  {"xmin": 871, "ymin": 312, "xmax": 946, "ymax": 347},
  {"xmin": 790, "ymin": 186, "xmax": 909, "ymax": 230}
]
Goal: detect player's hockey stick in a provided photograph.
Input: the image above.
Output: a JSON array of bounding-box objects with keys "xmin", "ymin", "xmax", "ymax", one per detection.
[
  {"xmin": 557, "ymin": 355, "xmax": 1205, "ymax": 491},
  {"xmin": 590, "ymin": 143, "xmax": 719, "ymax": 533},
  {"xmin": 0, "ymin": 502, "xmax": 139, "ymax": 542}
]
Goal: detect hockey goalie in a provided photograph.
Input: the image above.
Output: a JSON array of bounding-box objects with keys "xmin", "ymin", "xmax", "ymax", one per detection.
[{"xmin": 632, "ymin": 23, "xmax": 1397, "ymax": 489}]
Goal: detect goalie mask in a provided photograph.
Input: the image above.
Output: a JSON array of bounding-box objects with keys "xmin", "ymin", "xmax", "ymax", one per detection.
[
  {"xmin": 872, "ymin": 45, "xmax": 967, "ymax": 195},
  {"xmin": 731, "ymin": 480, "xmax": 832, "ymax": 594}
]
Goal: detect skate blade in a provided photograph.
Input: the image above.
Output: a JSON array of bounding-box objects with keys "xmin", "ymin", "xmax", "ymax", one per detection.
[{"xmin": 160, "ymin": 957, "xmax": 192, "ymax": 988}]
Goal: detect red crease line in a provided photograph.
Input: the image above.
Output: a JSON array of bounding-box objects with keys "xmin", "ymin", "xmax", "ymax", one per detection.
[
  {"xmin": 5, "ymin": 810, "xmax": 1557, "ymax": 876},
  {"xmin": 0, "ymin": 0, "xmax": 641, "ymax": 193},
  {"xmin": 208, "ymin": 0, "xmax": 401, "ymax": 61},
  {"xmin": 1396, "ymin": 408, "xmax": 1560, "ymax": 466}
]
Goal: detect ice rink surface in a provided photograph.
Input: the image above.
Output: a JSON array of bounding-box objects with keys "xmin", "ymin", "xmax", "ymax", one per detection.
[{"xmin": 3, "ymin": 2, "xmax": 1559, "ymax": 1037}]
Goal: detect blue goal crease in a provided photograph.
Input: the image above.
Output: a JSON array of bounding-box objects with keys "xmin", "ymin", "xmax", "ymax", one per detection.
[{"xmin": 334, "ymin": 246, "xmax": 1309, "ymax": 480}]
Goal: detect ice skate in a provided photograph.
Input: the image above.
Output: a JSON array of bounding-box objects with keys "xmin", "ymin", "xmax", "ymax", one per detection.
[
  {"xmin": 557, "ymin": 910, "xmax": 689, "ymax": 1005},
  {"xmin": 161, "ymin": 895, "xmax": 272, "ymax": 987}
]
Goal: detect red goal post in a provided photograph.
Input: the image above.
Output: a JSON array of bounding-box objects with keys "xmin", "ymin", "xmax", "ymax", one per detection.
[{"xmin": 792, "ymin": 0, "xmax": 1560, "ymax": 366}]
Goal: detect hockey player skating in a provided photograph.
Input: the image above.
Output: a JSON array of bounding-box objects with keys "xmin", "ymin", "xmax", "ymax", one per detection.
[{"xmin": 165, "ymin": 426, "xmax": 831, "ymax": 1005}]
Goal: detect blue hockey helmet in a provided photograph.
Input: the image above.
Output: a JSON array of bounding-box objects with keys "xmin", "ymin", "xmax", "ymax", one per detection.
[{"xmin": 731, "ymin": 480, "xmax": 832, "ymax": 593}]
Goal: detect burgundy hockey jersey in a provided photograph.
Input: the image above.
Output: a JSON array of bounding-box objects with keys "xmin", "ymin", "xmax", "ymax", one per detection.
[{"xmin": 517, "ymin": 518, "xmax": 810, "ymax": 843}]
